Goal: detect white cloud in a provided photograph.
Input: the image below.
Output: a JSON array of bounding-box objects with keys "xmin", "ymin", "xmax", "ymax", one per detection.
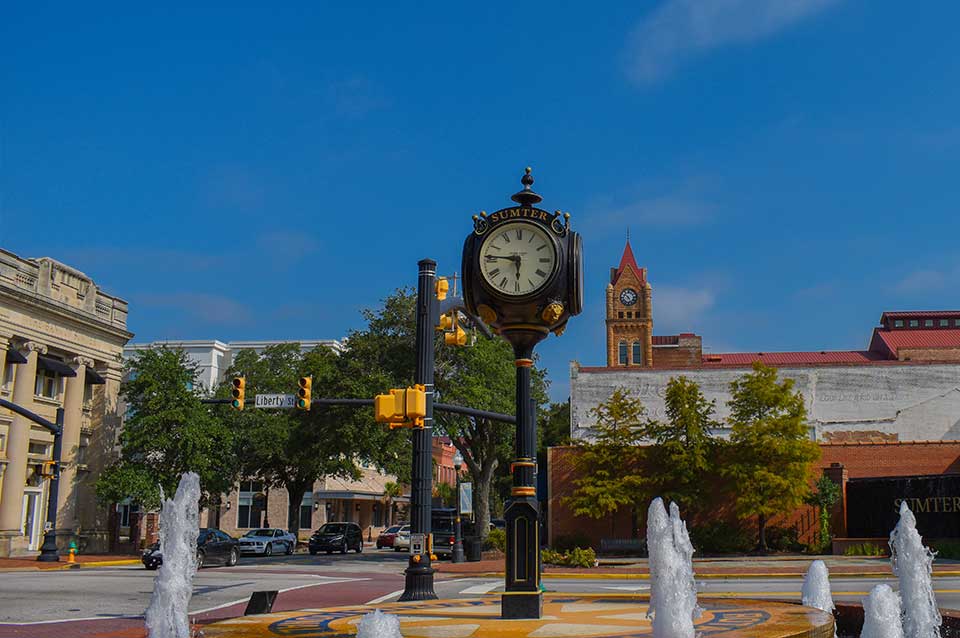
[
  {"xmin": 893, "ymin": 268, "xmax": 953, "ymax": 294},
  {"xmin": 626, "ymin": 0, "xmax": 842, "ymax": 83},
  {"xmin": 604, "ymin": 194, "xmax": 715, "ymax": 228},
  {"xmin": 653, "ymin": 285, "xmax": 715, "ymax": 329},
  {"xmin": 138, "ymin": 292, "xmax": 253, "ymax": 325}
]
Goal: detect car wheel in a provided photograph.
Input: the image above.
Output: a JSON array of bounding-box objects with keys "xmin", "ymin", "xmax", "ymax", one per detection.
[
  {"xmin": 264, "ymin": 543, "xmax": 273, "ymax": 557},
  {"xmin": 309, "ymin": 548, "xmax": 317, "ymax": 555},
  {"xmin": 196, "ymin": 551, "xmax": 205, "ymax": 570},
  {"xmin": 355, "ymin": 542, "xmax": 363, "ymax": 554},
  {"xmin": 394, "ymin": 547, "xmax": 401, "ymax": 552},
  {"xmin": 145, "ymin": 564, "xmax": 159, "ymax": 570},
  {"xmin": 227, "ymin": 548, "xmax": 239, "ymax": 567},
  {"xmin": 340, "ymin": 541, "xmax": 347, "ymax": 554},
  {"xmin": 325, "ymin": 550, "xmax": 333, "ymax": 555},
  {"xmin": 286, "ymin": 541, "xmax": 294, "ymax": 555}
]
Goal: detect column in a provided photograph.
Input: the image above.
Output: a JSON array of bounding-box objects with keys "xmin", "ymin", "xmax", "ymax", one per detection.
[
  {"xmin": 0, "ymin": 342, "xmax": 45, "ymax": 550},
  {"xmin": 0, "ymin": 334, "xmax": 9, "ymax": 487},
  {"xmin": 57, "ymin": 357, "xmax": 91, "ymax": 534}
]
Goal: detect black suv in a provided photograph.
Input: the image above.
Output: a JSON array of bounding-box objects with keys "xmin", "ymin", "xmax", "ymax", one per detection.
[
  {"xmin": 142, "ymin": 527, "xmax": 240, "ymax": 569},
  {"xmin": 308, "ymin": 522, "xmax": 364, "ymax": 554}
]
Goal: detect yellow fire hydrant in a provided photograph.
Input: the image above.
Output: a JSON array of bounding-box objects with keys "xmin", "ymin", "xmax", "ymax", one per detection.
[{"xmin": 67, "ymin": 541, "xmax": 77, "ymax": 564}]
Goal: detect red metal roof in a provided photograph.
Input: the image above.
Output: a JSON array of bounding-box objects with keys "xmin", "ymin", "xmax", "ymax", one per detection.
[
  {"xmin": 611, "ymin": 241, "xmax": 646, "ymax": 286},
  {"xmin": 881, "ymin": 311, "xmax": 960, "ymax": 320},
  {"xmin": 870, "ymin": 329, "xmax": 960, "ymax": 358},
  {"xmin": 699, "ymin": 350, "xmax": 886, "ymax": 367}
]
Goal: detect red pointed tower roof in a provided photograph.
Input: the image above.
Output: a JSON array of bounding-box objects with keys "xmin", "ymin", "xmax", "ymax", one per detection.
[{"xmin": 611, "ymin": 240, "xmax": 646, "ymax": 285}]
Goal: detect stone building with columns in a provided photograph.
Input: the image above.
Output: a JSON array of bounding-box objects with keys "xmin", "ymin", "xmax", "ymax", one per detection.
[{"xmin": 0, "ymin": 249, "xmax": 131, "ymax": 557}]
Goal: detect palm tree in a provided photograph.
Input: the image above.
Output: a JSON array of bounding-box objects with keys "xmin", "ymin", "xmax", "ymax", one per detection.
[{"xmin": 383, "ymin": 481, "xmax": 402, "ymax": 527}]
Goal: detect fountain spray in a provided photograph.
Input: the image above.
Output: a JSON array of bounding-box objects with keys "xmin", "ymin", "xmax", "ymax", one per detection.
[
  {"xmin": 862, "ymin": 584, "xmax": 905, "ymax": 638},
  {"xmin": 646, "ymin": 498, "xmax": 700, "ymax": 638},
  {"xmin": 801, "ymin": 560, "xmax": 835, "ymax": 637},
  {"xmin": 145, "ymin": 472, "xmax": 201, "ymax": 638},
  {"xmin": 890, "ymin": 501, "xmax": 941, "ymax": 638}
]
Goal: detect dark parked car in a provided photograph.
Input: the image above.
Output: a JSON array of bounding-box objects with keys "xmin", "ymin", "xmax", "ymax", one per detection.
[
  {"xmin": 431, "ymin": 508, "xmax": 457, "ymax": 558},
  {"xmin": 309, "ymin": 522, "xmax": 363, "ymax": 554},
  {"xmin": 376, "ymin": 524, "xmax": 404, "ymax": 549},
  {"xmin": 142, "ymin": 528, "xmax": 240, "ymax": 570}
]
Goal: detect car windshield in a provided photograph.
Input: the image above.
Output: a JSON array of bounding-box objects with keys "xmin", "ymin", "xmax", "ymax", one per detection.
[
  {"xmin": 318, "ymin": 524, "xmax": 347, "ymax": 534},
  {"xmin": 385, "ymin": 526, "xmax": 401, "ymax": 534},
  {"xmin": 433, "ymin": 520, "xmax": 454, "ymax": 533},
  {"xmin": 245, "ymin": 529, "xmax": 274, "ymax": 537}
]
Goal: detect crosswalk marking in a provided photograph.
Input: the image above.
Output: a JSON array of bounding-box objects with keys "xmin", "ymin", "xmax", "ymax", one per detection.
[{"xmin": 460, "ymin": 581, "xmax": 501, "ymax": 595}]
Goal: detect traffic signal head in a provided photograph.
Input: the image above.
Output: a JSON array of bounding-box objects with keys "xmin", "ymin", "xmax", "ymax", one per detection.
[
  {"xmin": 39, "ymin": 461, "xmax": 57, "ymax": 478},
  {"xmin": 444, "ymin": 326, "xmax": 467, "ymax": 346},
  {"xmin": 374, "ymin": 385, "xmax": 427, "ymax": 428},
  {"xmin": 231, "ymin": 377, "xmax": 246, "ymax": 410},
  {"xmin": 435, "ymin": 277, "xmax": 449, "ymax": 301},
  {"xmin": 437, "ymin": 313, "xmax": 453, "ymax": 331},
  {"xmin": 297, "ymin": 376, "xmax": 312, "ymax": 410}
]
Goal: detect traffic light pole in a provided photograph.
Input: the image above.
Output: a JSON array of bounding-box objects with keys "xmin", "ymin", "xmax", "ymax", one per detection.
[
  {"xmin": 0, "ymin": 399, "xmax": 64, "ymax": 562},
  {"xmin": 399, "ymin": 258, "xmax": 438, "ymax": 602}
]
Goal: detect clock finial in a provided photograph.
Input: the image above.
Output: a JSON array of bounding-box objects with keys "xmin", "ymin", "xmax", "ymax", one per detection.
[{"xmin": 511, "ymin": 166, "xmax": 543, "ymax": 207}]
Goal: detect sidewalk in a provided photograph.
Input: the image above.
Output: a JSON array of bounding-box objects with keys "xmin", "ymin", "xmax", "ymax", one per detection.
[
  {"xmin": 436, "ymin": 554, "xmax": 960, "ymax": 579},
  {"xmin": 0, "ymin": 554, "xmax": 141, "ymax": 571}
]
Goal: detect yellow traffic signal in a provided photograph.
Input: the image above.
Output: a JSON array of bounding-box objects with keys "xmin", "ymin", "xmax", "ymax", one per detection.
[
  {"xmin": 437, "ymin": 313, "xmax": 453, "ymax": 331},
  {"xmin": 435, "ymin": 277, "xmax": 449, "ymax": 300},
  {"xmin": 231, "ymin": 377, "xmax": 246, "ymax": 410},
  {"xmin": 374, "ymin": 384, "xmax": 426, "ymax": 428},
  {"xmin": 445, "ymin": 325, "xmax": 467, "ymax": 346},
  {"xmin": 297, "ymin": 376, "xmax": 312, "ymax": 410}
]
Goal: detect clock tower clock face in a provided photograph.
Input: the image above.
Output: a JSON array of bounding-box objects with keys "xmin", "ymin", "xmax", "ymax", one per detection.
[
  {"xmin": 479, "ymin": 221, "xmax": 557, "ymax": 296},
  {"xmin": 619, "ymin": 288, "xmax": 638, "ymax": 306}
]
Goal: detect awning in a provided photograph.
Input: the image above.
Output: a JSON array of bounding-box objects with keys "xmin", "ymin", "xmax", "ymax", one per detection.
[
  {"xmin": 5, "ymin": 348, "xmax": 27, "ymax": 364},
  {"xmin": 37, "ymin": 356, "xmax": 77, "ymax": 377},
  {"xmin": 85, "ymin": 367, "xmax": 106, "ymax": 385}
]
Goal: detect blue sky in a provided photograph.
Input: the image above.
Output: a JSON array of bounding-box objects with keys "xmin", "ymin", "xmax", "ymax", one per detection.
[{"xmin": 3, "ymin": 1, "xmax": 959, "ymax": 401}]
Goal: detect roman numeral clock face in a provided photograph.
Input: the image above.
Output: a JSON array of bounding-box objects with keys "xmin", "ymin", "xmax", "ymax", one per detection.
[{"xmin": 479, "ymin": 222, "xmax": 557, "ymax": 296}]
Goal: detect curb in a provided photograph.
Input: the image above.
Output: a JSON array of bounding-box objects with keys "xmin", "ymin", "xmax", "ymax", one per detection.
[
  {"xmin": 0, "ymin": 558, "xmax": 141, "ymax": 572},
  {"xmin": 441, "ymin": 570, "xmax": 960, "ymax": 580}
]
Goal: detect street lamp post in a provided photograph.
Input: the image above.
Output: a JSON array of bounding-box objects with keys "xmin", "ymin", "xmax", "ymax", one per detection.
[{"xmin": 452, "ymin": 451, "xmax": 465, "ymax": 563}]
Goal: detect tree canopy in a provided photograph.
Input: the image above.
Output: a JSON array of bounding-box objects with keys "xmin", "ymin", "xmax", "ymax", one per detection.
[
  {"xmin": 95, "ymin": 348, "xmax": 239, "ymax": 510},
  {"xmin": 723, "ymin": 362, "xmax": 820, "ymax": 552}
]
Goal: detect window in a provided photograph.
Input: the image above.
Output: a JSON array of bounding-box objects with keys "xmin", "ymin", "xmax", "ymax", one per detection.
[
  {"xmin": 0, "ymin": 433, "xmax": 5, "ymax": 453},
  {"xmin": 632, "ymin": 342, "xmax": 642, "ymax": 365},
  {"xmin": 894, "ymin": 320, "xmax": 904, "ymax": 328},
  {"xmin": 618, "ymin": 341, "xmax": 627, "ymax": 365},
  {"xmin": 956, "ymin": 319, "xmax": 960, "ymax": 327},
  {"xmin": 28, "ymin": 442, "xmax": 49, "ymax": 456},
  {"xmin": 300, "ymin": 493, "xmax": 313, "ymax": 531},
  {"xmin": 119, "ymin": 500, "xmax": 139, "ymax": 527},
  {"xmin": 237, "ymin": 481, "xmax": 264, "ymax": 529},
  {"xmin": 626, "ymin": 312, "xmax": 633, "ymax": 318},
  {"xmin": 35, "ymin": 369, "xmax": 60, "ymax": 399},
  {"xmin": 618, "ymin": 312, "xmax": 624, "ymax": 318},
  {"xmin": 909, "ymin": 319, "xmax": 919, "ymax": 328},
  {"xmin": 83, "ymin": 382, "xmax": 94, "ymax": 405},
  {"xmin": 1, "ymin": 362, "xmax": 14, "ymax": 391},
  {"xmin": 940, "ymin": 319, "xmax": 950, "ymax": 327},
  {"xmin": 924, "ymin": 319, "xmax": 934, "ymax": 327}
]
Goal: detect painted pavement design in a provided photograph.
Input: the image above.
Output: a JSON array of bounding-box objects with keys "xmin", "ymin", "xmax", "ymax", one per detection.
[{"xmin": 202, "ymin": 595, "xmax": 835, "ymax": 638}]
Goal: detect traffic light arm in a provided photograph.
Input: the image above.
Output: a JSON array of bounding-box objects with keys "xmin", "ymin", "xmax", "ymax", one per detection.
[{"xmin": 438, "ymin": 296, "xmax": 493, "ymax": 339}]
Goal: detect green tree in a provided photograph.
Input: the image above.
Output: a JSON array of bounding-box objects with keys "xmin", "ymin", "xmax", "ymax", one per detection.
[
  {"xmin": 220, "ymin": 343, "xmax": 408, "ymax": 536},
  {"xmin": 345, "ymin": 288, "xmax": 548, "ymax": 539},
  {"xmin": 540, "ymin": 399, "xmax": 571, "ymax": 453},
  {"xmin": 434, "ymin": 481, "xmax": 455, "ymax": 507},
  {"xmin": 723, "ymin": 362, "xmax": 821, "ymax": 552},
  {"xmin": 96, "ymin": 348, "xmax": 239, "ymax": 510},
  {"xmin": 805, "ymin": 475, "xmax": 840, "ymax": 550},
  {"xmin": 382, "ymin": 481, "xmax": 402, "ymax": 526},
  {"xmin": 565, "ymin": 388, "xmax": 652, "ymax": 537},
  {"xmin": 646, "ymin": 376, "xmax": 719, "ymax": 513}
]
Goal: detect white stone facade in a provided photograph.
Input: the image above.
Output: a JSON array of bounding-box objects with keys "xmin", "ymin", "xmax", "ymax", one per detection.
[{"xmin": 570, "ymin": 361, "xmax": 960, "ymax": 442}]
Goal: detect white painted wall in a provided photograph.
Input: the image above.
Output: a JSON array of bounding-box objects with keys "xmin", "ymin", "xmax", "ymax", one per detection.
[{"xmin": 570, "ymin": 362, "xmax": 960, "ymax": 442}]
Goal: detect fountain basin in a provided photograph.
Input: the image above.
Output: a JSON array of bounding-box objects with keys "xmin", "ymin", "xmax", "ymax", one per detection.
[{"xmin": 202, "ymin": 595, "xmax": 834, "ymax": 638}]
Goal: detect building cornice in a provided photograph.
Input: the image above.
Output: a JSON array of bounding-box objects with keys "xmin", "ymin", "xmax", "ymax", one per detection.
[{"xmin": 0, "ymin": 285, "xmax": 133, "ymax": 343}]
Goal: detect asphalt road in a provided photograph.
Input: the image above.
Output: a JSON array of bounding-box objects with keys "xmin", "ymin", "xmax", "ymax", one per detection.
[{"xmin": 3, "ymin": 550, "xmax": 960, "ymax": 637}]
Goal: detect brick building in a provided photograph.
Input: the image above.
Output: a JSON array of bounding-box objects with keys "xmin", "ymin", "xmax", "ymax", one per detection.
[{"xmin": 575, "ymin": 242, "xmax": 960, "ymax": 442}]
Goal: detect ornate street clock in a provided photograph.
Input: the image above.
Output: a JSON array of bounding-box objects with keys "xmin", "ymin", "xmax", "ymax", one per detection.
[{"xmin": 462, "ymin": 168, "xmax": 583, "ymax": 620}]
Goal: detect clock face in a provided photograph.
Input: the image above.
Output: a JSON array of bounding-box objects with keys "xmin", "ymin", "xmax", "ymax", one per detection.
[
  {"xmin": 479, "ymin": 222, "xmax": 557, "ymax": 296},
  {"xmin": 619, "ymin": 288, "xmax": 638, "ymax": 306}
]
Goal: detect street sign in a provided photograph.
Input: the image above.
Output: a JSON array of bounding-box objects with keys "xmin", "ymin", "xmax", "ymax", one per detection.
[
  {"xmin": 410, "ymin": 533, "xmax": 426, "ymax": 556},
  {"xmin": 254, "ymin": 394, "xmax": 297, "ymax": 409},
  {"xmin": 459, "ymin": 482, "xmax": 473, "ymax": 515}
]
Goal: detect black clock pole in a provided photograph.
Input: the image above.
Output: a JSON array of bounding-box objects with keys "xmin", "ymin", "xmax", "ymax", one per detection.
[{"xmin": 399, "ymin": 258, "xmax": 438, "ymax": 602}]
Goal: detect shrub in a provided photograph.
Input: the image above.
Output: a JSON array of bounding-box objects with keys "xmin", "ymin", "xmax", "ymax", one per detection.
[
  {"xmin": 553, "ymin": 532, "xmax": 593, "ymax": 553},
  {"xmin": 765, "ymin": 525, "xmax": 803, "ymax": 552},
  {"xmin": 690, "ymin": 521, "xmax": 753, "ymax": 554},
  {"xmin": 930, "ymin": 541, "xmax": 960, "ymax": 559},
  {"xmin": 842, "ymin": 542, "xmax": 886, "ymax": 557},
  {"xmin": 484, "ymin": 528, "xmax": 506, "ymax": 552},
  {"xmin": 541, "ymin": 546, "xmax": 597, "ymax": 568}
]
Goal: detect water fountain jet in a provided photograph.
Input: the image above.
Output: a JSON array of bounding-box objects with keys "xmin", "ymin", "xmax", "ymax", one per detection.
[{"xmin": 890, "ymin": 501, "xmax": 941, "ymax": 638}]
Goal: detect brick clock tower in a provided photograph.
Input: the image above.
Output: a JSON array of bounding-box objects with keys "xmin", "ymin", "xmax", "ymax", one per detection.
[{"xmin": 606, "ymin": 240, "xmax": 653, "ymax": 367}]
